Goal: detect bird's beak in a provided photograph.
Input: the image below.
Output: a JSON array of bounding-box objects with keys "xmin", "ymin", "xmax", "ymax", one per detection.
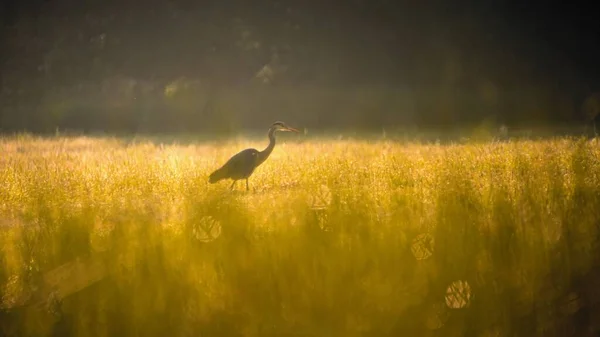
[{"xmin": 284, "ymin": 126, "xmax": 300, "ymax": 133}]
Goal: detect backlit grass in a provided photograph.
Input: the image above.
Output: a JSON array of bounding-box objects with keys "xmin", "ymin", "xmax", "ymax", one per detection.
[{"xmin": 1, "ymin": 134, "xmax": 600, "ymax": 336}]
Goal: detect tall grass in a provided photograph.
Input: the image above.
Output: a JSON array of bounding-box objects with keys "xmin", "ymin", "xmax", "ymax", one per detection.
[{"xmin": 1, "ymin": 134, "xmax": 599, "ymax": 336}]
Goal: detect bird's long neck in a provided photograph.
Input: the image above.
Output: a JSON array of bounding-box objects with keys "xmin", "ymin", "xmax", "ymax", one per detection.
[{"xmin": 257, "ymin": 127, "xmax": 276, "ymax": 166}]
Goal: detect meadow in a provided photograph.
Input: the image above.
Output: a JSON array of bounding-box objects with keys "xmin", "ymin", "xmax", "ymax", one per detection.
[{"xmin": 1, "ymin": 133, "xmax": 599, "ymax": 337}]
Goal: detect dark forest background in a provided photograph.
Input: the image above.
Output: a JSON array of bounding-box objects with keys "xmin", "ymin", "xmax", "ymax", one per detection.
[{"xmin": 1, "ymin": 0, "xmax": 599, "ymax": 134}]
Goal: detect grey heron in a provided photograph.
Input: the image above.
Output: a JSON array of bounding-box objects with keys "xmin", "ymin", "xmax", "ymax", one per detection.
[{"xmin": 208, "ymin": 121, "xmax": 300, "ymax": 191}]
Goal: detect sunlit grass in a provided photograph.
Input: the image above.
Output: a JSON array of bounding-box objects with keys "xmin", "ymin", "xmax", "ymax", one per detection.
[{"xmin": 1, "ymin": 134, "xmax": 599, "ymax": 336}]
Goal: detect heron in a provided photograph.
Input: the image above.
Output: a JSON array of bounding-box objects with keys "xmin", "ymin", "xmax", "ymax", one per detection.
[{"xmin": 208, "ymin": 121, "xmax": 300, "ymax": 191}]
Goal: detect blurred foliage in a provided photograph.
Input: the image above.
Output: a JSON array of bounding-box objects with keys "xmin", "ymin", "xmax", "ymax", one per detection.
[
  {"xmin": 1, "ymin": 135, "xmax": 600, "ymax": 336},
  {"xmin": 0, "ymin": 77, "xmax": 590, "ymax": 135},
  {"xmin": 1, "ymin": 0, "xmax": 597, "ymax": 133}
]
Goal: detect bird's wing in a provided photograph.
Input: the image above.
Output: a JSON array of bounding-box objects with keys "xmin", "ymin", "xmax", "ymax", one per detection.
[{"xmin": 220, "ymin": 148, "xmax": 259, "ymax": 174}]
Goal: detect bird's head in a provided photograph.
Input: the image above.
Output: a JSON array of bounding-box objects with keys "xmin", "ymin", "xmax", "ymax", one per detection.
[{"xmin": 271, "ymin": 121, "xmax": 300, "ymax": 133}]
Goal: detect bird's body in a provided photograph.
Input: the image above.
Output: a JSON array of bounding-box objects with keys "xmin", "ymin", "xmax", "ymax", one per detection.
[
  {"xmin": 208, "ymin": 148, "xmax": 260, "ymax": 185},
  {"xmin": 209, "ymin": 122, "xmax": 299, "ymax": 190}
]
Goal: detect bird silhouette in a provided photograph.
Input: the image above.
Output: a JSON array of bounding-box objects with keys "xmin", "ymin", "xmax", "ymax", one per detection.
[{"xmin": 209, "ymin": 121, "xmax": 300, "ymax": 191}]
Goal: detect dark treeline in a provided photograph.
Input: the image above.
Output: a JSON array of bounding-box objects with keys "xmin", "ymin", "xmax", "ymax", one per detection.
[{"xmin": 0, "ymin": 0, "xmax": 599, "ymax": 134}]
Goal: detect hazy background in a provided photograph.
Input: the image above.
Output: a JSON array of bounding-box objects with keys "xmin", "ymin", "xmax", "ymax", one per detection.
[{"xmin": 1, "ymin": 0, "xmax": 599, "ymax": 134}]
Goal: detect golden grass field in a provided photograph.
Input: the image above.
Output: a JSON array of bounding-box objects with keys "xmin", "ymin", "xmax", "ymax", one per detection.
[{"xmin": 1, "ymin": 134, "xmax": 600, "ymax": 337}]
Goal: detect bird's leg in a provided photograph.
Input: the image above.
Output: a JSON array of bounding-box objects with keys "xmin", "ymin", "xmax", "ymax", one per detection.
[
  {"xmin": 246, "ymin": 179, "xmax": 249, "ymax": 191},
  {"xmin": 230, "ymin": 180, "xmax": 236, "ymax": 191}
]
